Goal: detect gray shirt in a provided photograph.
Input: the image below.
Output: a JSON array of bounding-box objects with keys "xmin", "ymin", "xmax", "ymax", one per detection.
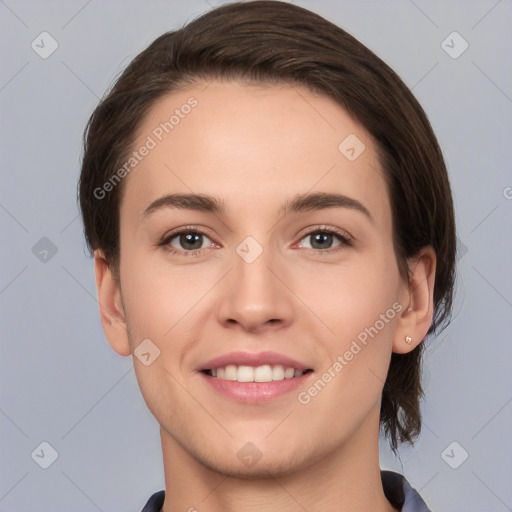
[{"xmin": 140, "ymin": 470, "xmax": 432, "ymax": 511}]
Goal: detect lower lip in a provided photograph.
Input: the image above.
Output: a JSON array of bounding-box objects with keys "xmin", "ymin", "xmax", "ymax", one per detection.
[{"xmin": 200, "ymin": 372, "xmax": 313, "ymax": 404}]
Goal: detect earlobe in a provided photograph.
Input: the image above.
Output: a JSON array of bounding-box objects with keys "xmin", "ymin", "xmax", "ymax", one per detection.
[
  {"xmin": 393, "ymin": 246, "xmax": 437, "ymax": 354},
  {"xmin": 93, "ymin": 250, "xmax": 131, "ymax": 357}
]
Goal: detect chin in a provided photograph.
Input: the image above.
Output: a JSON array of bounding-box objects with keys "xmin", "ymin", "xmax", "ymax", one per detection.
[
  {"xmin": 188, "ymin": 439, "xmax": 322, "ymax": 480},
  {"xmin": 204, "ymin": 454, "xmax": 309, "ymax": 480}
]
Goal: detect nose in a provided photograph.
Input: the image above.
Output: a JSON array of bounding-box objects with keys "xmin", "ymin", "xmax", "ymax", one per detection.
[{"xmin": 216, "ymin": 243, "xmax": 295, "ymax": 333}]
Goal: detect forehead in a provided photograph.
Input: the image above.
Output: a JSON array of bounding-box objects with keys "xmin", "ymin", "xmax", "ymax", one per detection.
[{"xmin": 120, "ymin": 80, "xmax": 389, "ymax": 222}]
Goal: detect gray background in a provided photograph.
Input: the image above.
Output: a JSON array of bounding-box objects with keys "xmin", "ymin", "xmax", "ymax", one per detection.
[{"xmin": 1, "ymin": 0, "xmax": 511, "ymax": 510}]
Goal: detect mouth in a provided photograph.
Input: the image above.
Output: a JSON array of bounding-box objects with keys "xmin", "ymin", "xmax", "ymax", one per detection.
[
  {"xmin": 202, "ymin": 364, "xmax": 314, "ymax": 383},
  {"xmin": 197, "ymin": 351, "xmax": 314, "ymax": 403}
]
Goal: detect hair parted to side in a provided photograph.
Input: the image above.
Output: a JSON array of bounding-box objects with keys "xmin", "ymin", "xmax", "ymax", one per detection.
[{"xmin": 79, "ymin": 0, "xmax": 456, "ymax": 453}]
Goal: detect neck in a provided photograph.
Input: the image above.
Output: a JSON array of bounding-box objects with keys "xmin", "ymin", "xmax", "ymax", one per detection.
[{"xmin": 159, "ymin": 407, "xmax": 398, "ymax": 512}]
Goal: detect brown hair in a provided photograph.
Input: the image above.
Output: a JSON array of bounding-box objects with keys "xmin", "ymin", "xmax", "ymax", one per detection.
[{"xmin": 79, "ymin": 0, "xmax": 456, "ymax": 452}]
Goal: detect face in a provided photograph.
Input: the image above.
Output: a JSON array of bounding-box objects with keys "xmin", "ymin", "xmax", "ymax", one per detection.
[{"xmin": 109, "ymin": 81, "xmax": 412, "ymax": 476}]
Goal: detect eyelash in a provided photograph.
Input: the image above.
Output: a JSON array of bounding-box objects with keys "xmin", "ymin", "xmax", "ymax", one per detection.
[
  {"xmin": 159, "ymin": 226, "xmax": 216, "ymax": 257},
  {"xmin": 159, "ymin": 225, "xmax": 353, "ymax": 257},
  {"xmin": 297, "ymin": 226, "xmax": 353, "ymax": 254}
]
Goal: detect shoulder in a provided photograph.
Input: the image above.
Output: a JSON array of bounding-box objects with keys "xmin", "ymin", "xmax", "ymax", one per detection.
[
  {"xmin": 381, "ymin": 470, "xmax": 433, "ymax": 512},
  {"xmin": 140, "ymin": 489, "xmax": 165, "ymax": 512}
]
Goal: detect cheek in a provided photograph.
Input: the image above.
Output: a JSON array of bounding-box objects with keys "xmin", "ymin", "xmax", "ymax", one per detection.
[
  {"xmin": 298, "ymin": 260, "xmax": 400, "ymax": 422},
  {"xmin": 293, "ymin": 250, "xmax": 400, "ymax": 344},
  {"xmin": 340, "ymin": 273, "xmax": 398, "ymax": 340},
  {"xmin": 119, "ymin": 245, "xmax": 218, "ymax": 345}
]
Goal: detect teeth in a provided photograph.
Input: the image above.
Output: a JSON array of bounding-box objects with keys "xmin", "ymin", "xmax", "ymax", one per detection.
[
  {"xmin": 237, "ymin": 365, "xmax": 254, "ymax": 382},
  {"xmin": 224, "ymin": 364, "xmax": 238, "ymax": 381},
  {"xmin": 208, "ymin": 364, "xmax": 308, "ymax": 382},
  {"xmin": 284, "ymin": 367, "xmax": 295, "ymax": 379},
  {"xmin": 271, "ymin": 365, "xmax": 284, "ymax": 380},
  {"xmin": 254, "ymin": 365, "xmax": 272, "ymax": 382}
]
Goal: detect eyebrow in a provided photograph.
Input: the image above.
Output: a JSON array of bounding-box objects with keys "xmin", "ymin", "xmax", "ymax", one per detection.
[
  {"xmin": 142, "ymin": 192, "xmax": 373, "ymax": 223},
  {"xmin": 279, "ymin": 192, "xmax": 373, "ymax": 222},
  {"xmin": 143, "ymin": 193, "xmax": 226, "ymax": 217}
]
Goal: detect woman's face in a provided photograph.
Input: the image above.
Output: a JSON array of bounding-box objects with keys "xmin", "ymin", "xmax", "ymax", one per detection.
[{"xmin": 111, "ymin": 81, "xmax": 412, "ymax": 475}]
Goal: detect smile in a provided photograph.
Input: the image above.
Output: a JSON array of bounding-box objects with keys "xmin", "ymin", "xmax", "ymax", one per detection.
[{"xmin": 203, "ymin": 364, "xmax": 313, "ymax": 382}]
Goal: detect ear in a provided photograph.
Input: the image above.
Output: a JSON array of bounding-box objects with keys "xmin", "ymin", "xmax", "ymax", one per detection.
[
  {"xmin": 393, "ymin": 246, "xmax": 437, "ymax": 354},
  {"xmin": 93, "ymin": 250, "xmax": 131, "ymax": 357}
]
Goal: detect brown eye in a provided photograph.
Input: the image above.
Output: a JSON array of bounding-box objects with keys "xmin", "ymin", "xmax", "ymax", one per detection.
[{"xmin": 162, "ymin": 230, "xmax": 214, "ymax": 254}]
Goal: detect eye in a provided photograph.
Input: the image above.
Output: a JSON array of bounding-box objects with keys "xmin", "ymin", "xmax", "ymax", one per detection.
[
  {"xmin": 161, "ymin": 228, "xmax": 216, "ymax": 255},
  {"xmin": 297, "ymin": 228, "xmax": 352, "ymax": 252}
]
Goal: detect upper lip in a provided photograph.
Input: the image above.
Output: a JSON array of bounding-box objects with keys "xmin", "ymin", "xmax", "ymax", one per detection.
[{"xmin": 198, "ymin": 351, "xmax": 312, "ymax": 371}]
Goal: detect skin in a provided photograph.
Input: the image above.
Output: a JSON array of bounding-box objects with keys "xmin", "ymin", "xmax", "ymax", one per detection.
[{"xmin": 94, "ymin": 81, "xmax": 436, "ymax": 512}]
